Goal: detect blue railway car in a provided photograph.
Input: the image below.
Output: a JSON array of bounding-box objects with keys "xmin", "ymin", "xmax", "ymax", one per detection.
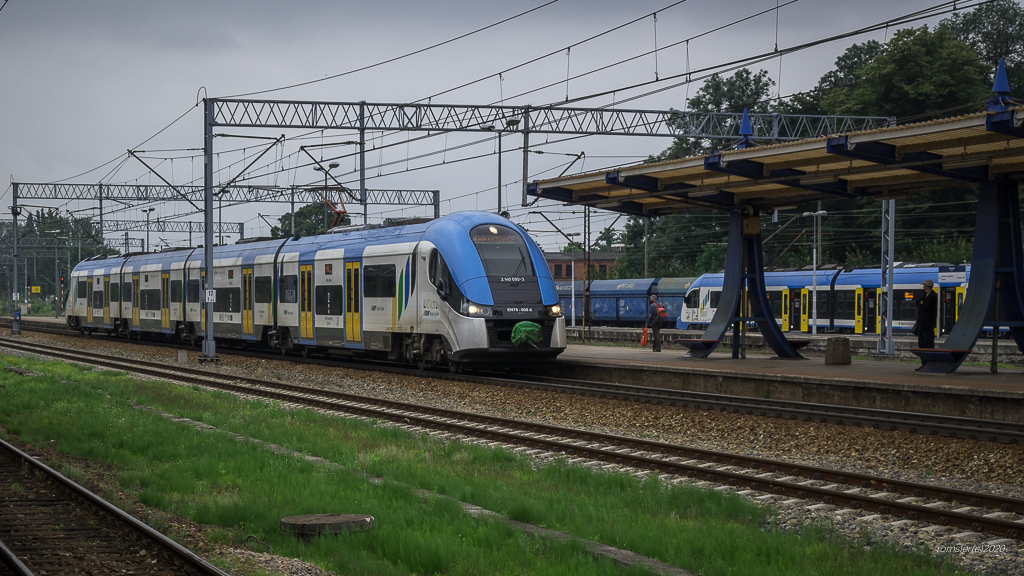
[{"xmin": 66, "ymin": 212, "xmax": 567, "ymax": 369}]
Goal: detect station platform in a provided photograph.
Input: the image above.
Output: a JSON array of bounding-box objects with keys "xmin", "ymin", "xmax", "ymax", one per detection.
[{"xmin": 529, "ymin": 343, "xmax": 1024, "ymax": 424}]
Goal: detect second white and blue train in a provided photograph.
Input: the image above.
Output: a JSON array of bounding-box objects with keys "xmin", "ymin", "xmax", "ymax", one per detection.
[{"xmin": 556, "ymin": 263, "xmax": 970, "ymax": 336}]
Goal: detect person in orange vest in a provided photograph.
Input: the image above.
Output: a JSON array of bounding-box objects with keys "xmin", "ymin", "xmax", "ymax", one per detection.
[{"xmin": 646, "ymin": 294, "xmax": 665, "ymax": 352}]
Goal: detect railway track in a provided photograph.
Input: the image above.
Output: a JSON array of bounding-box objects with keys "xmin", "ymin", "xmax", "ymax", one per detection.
[
  {"xmin": 0, "ymin": 437, "xmax": 228, "ymax": 576},
  {"xmin": 1, "ymin": 336, "xmax": 1022, "ymax": 543},
  {"xmin": 8, "ymin": 321, "xmax": 1024, "ymax": 445}
]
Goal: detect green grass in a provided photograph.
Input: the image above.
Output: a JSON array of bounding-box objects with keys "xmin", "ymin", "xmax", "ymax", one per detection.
[{"xmin": 0, "ymin": 354, "xmax": 969, "ymax": 576}]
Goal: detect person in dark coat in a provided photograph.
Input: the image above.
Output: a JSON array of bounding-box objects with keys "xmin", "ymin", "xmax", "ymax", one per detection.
[
  {"xmin": 646, "ymin": 295, "xmax": 663, "ymax": 352},
  {"xmin": 915, "ymin": 278, "xmax": 938, "ymax": 351}
]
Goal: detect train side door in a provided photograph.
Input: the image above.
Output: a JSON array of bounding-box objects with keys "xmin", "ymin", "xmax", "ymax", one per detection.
[
  {"xmin": 940, "ymin": 287, "xmax": 956, "ymax": 334},
  {"xmin": 862, "ymin": 289, "xmax": 876, "ymax": 333},
  {"xmin": 103, "ymin": 276, "xmax": 110, "ymax": 325},
  {"xmin": 132, "ymin": 275, "xmax": 140, "ymax": 327},
  {"xmin": 955, "ymin": 286, "xmax": 965, "ymax": 324},
  {"xmin": 300, "ymin": 264, "xmax": 313, "ymax": 340},
  {"xmin": 854, "ymin": 288, "xmax": 864, "ymax": 334},
  {"xmin": 781, "ymin": 291, "xmax": 790, "ymax": 331},
  {"xmin": 161, "ymin": 273, "xmax": 170, "ymax": 330},
  {"xmin": 242, "ymin": 268, "xmax": 254, "ymax": 336},
  {"xmin": 345, "ymin": 261, "xmax": 361, "ymax": 343},
  {"xmin": 85, "ymin": 277, "xmax": 93, "ymax": 323},
  {"xmin": 800, "ymin": 289, "xmax": 809, "ymax": 332},
  {"xmin": 200, "ymin": 271, "xmax": 206, "ymax": 334}
]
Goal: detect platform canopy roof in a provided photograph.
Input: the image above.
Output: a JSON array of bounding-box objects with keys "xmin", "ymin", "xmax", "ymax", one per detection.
[{"xmin": 527, "ymin": 103, "xmax": 1024, "ymax": 217}]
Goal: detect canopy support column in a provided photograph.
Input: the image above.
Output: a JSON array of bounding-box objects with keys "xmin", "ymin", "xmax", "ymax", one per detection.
[
  {"xmin": 679, "ymin": 208, "xmax": 803, "ymax": 359},
  {"xmin": 912, "ymin": 181, "xmax": 1023, "ymax": 373}
]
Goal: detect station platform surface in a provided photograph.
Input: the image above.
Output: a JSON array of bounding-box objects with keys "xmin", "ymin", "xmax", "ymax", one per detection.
[{"xmin": 559, "ymin": 344, "xmax": 1022, "ymax": 390}]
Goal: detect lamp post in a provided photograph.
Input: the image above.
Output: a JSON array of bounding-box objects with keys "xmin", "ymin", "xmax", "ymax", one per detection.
[
  {"xmin": 314, "ymin": 162, "xmax": 341, "ymax": 233},
  {"xmin": 143, "ymin": 208, "xmax": 156, "ymax": 252},
  {"xmin": 802, "ymin": 209, "xmax": 828, "ymax": 334},
  {"xmin": 486, "ymin": 118, "xmax": 520, "ymax": 217}
]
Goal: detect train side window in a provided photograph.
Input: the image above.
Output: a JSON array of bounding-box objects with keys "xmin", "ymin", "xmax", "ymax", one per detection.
[
  {"xmin": 77, "ymin": 280, "xmax": 87, "ymax": 299},
  {"xmin": 170, "ymin": 280, "xmax": 183, "ymax": 302},
  {"xmin": 140, "ymin": 289, "xmax": 162, "ymax": 310},
  {"xmin": 254, "ymin": 276, "xmax": 272, "ymax": 303},
  {"xmin": 363, "ymin": 265, "xmax": 397, "ymax": 298},
  {"xmin": 280, "ymin": 275, "xmax": 298, "ymax": 303},
  {"xmin": 92, "ymin": 290, "xmax": 104, "ymax": 309},
  {"xmin": 186, "ymin": 279, "xmax": 200, "ymax": 303},
  {"xmin": 214, "ymin": 288, "xmax": 241, "ymax": 313},
  {"xmin": 109, "ymin": 283, "xmax": 120, "ymax": 302},
  {"xmin": 708, "ymin": 290, "xmax": 721, "ymax": 309},
  {"xmin": 315, "ymin": 285, "xmax": 344, "ymax": 315},
  {"xmin": 364, "ymin": 266, "xmax": 379, "ymax": 297}
]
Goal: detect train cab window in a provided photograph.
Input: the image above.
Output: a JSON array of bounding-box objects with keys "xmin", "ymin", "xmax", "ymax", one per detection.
[
  {"xmin": 469, "ymin": 224, "xmax": 535, "ymax": 278},
  {"xmin": 684, "ymin": 289, "xmax": 700, "ymax": 310},
  {"xmin": 186, "ymin": 279, "xmax": 200, "ymax": 303},
  {"xmin": 363, "ymin": 265, "xmax": 397, "ymax": 298},
  {"xmin": 315, "ymin": 285, "xmax": 344, "ymax": 315},
  {"xmin": 109, "ymin": 283, "xmax": 120, "ymax": 303},
  {"xmin": 77, "ymin": 280, "xmax": 87, "ymax": 299},
  {"xmin": 428, "ymin": 249, "xmax": 455, "ymax": 299},
  {"xmin": 170, "ymin": 280, "xmax": 183, "ymax": 302},
  {"xmin": 254, "ymin": 276, "xmax": 273, "ymax": 303},
  {"xmin": 280, "ymin": 275, "xmax": 298, "ymax": 303}
]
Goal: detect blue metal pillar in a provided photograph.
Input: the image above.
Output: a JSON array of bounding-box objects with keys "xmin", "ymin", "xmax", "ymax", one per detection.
[
  {"xmin": 912, "ymin": 180, "xmax": 1023, "ymax": 373},
  {"xmin": 679, "ymin": 207, "xmax": 803, "ymax": 359}
]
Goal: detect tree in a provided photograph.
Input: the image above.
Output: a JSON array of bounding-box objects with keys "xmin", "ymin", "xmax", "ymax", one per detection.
[
  {"xmin": 779, "ymin": 40, "xmax": 884, "ymax": 115},
  {"xmin": 821, "ymin": 26, "xmax": 990, "ymax": 119},
  {"xmin": 649, "ymin": 68, "xmax": 776, "ymax": 162},
  {"xmin": 272, "ymin": 203, "xmax": 351, "ymax": 237},
  {"xmin": 940, "ymin": 0, "xmax": 1024, "ymax": 94}
]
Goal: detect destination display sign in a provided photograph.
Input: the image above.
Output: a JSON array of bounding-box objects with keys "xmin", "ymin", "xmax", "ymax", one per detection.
[{"xmin": 938, "ymin": 265, "xmax": 967, "ymax": 284}]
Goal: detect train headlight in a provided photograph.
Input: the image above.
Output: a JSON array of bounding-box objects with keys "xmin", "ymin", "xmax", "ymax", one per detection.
[
  {"xmin": 547, "ymin": 304, "xmax": 562, "ymax": 317},
  {"xmin": 461, "ymin": 299, "xmax": 492, "ymax": 317}
]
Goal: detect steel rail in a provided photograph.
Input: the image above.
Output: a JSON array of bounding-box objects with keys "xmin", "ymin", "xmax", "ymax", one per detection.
[
  {"xmin": 0, "ymin": 538, "xmax": 32, "ymax": 576},
  {"xmin": 1, "ymin": 337, "xmax": 1021, "ymax": 541},
  {"xmin": 0, "ymin": 438, "xmax": 229, "ymax": 576}
]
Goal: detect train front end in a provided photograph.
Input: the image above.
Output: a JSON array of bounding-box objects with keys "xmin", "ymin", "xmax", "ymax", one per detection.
[{"xmin": 425, "ymin": 212, "xmax": 566, "ymax": 364}]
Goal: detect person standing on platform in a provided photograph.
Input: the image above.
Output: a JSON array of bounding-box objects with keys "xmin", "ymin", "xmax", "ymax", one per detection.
[
  {"xmin": 915, "ymin": 279, "xmax": 938, "ymax": 351},
  {"xmin": 646, "ymin": 294, "xmax": 664, "ymax": 352}
]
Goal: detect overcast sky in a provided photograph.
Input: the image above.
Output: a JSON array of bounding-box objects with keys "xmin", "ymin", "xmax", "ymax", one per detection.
[{"xmin": 0, "ymin": 0, "xmax": 977, "ymax": 251}]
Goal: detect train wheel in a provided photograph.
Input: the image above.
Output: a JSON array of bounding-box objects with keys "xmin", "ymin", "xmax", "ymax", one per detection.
[
  {"xmin": 301, "ymin": 347, "xmax": 309, "ymax": 359},
  {"xmin": 417, "ymin": 359, "xmax": 428, "ymax": 371},
  {"xmin": 448, "ymin": 361, "xmax": 462, "ymax": 374}
]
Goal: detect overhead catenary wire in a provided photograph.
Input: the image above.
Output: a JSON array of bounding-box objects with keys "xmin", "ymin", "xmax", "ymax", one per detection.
[{"xmin": 219, "ymin": 0, "xmax": 562, "ymax": 99}]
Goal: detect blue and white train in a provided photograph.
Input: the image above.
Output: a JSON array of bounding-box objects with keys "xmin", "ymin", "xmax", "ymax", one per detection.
[
  {"xmin": 65, "ymin": 212, "xmax": 567, "ymax": 368},
  {"xmin": 678, "ymin": 264, "xmax": 968, "ymax": 335}
]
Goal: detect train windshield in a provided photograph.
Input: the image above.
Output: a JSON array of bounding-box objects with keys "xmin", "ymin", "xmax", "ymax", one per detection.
[{"xmin": 470, "ymin": 224, "xmax": 535, "ymax": 278}]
